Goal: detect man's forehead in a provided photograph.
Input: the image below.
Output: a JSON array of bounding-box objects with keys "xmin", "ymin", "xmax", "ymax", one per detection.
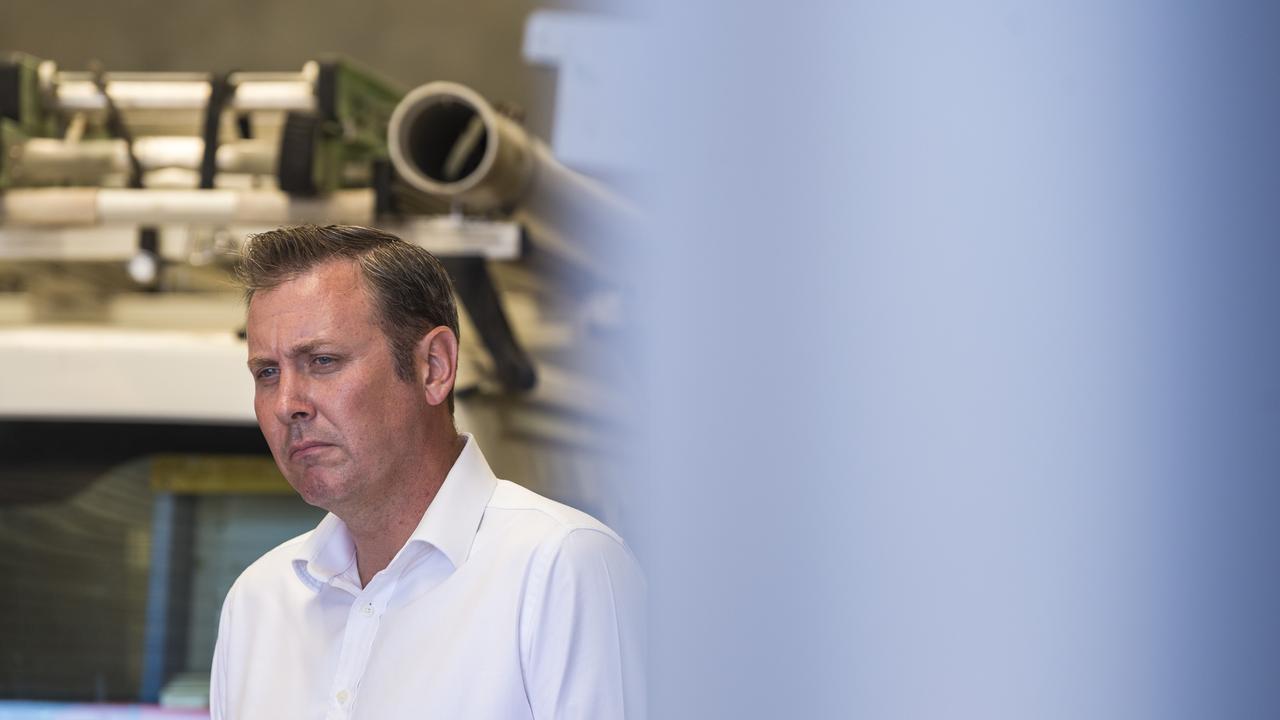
[
  {"xmin": 252, "ymin": 259, "xmax": 364, "ymax": 302},
  {"xmin": 246, "ymin": 260, "xmax": 377, "ymax": 342}
]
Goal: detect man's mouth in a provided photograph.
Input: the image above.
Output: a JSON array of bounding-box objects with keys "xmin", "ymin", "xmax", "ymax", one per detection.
[{"xmin": 288, "ymin": 441, "xmax": 334, "ymax": 460}]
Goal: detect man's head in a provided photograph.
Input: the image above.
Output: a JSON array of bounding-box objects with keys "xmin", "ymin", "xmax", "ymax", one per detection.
[
  {"xmin": 239, "ymin": 225, "xmax": 461, "ymax": 515},
  {"xmin": 238, "ymin": 225, "xmax": 459, "ymax": 396}
]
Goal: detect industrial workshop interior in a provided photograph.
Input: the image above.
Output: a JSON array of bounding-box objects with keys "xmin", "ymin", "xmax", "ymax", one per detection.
[{"xmin": 0, "ymin": 2, "xmax": 636, "ymax": 716}]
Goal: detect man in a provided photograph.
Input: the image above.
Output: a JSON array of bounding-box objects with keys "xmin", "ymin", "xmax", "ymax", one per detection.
[{"xmin": 211, "ymin": 225, "xmax": 645, "ymax": 719}]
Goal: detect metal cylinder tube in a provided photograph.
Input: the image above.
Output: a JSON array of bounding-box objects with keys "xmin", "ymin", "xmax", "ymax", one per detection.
[
  {"xmin": 388, "ymin": 81, "xmax": 535, "ymax": 210},
  {"xmin": 0, "ymin": 188, "xmax": 374, "ymax": 226},
  {"xmin": 51, "ymin": 68, "xmax": 318, "ymax": 113},
  {"xmin": 387, "ymin": 81, "xmax": 637, "ymax": 278},
  {"xmin": 10, "ymin": 138, "xmax": 278, "ymax": 184}
]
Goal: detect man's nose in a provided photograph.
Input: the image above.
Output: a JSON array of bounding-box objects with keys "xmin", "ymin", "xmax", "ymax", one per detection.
[{"xmin": 275, "ymin": 371, "xmax": 314, "ymax": 423}]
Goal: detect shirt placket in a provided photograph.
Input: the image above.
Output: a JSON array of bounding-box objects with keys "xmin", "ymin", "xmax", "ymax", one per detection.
[{"xmin": 324, "ymin": 568, "xmax": 404, "ymax": 720}]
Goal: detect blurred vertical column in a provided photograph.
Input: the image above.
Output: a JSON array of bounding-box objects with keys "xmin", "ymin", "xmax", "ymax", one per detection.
[{"xmin": 600, "ymin": 2, "xmax": 1280, "ymax": 719}]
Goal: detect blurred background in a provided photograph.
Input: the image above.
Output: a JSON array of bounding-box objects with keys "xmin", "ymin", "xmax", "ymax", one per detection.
[
  {"xmin": 9, "ymin": 2, "xmax": 1280, "ymax": 720},
  {"xmin": 0, "ymin": 0, "xmax": 636, "ymax": 715}
]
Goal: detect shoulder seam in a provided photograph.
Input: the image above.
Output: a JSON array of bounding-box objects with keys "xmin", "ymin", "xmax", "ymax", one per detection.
[{"xmin": 488, "ymin": 480, "xmax": 620, "ymax": 539}]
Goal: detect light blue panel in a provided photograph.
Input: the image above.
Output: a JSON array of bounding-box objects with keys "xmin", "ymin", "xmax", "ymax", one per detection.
[
  {"xmin": 184, "ymin": 494, "xmax": 325, "ymax": 672},
  {"xmin": 613, "ymin": 2, "xmax": 1280, "ymax": 719},
  {"xmin": 140, "ymin": 493, "xmax": 188, "ymax": 703}
]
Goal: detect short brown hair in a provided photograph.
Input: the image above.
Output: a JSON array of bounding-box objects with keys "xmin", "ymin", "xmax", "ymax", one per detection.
[{"xmin": 237, "ymin": 225, "xmax": 459, "ymax": 406}]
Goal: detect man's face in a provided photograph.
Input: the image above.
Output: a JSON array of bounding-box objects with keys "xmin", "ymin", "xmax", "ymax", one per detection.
[{"xmin": 246, "ymin": 260, "xmax": 431, "ymax": 514}]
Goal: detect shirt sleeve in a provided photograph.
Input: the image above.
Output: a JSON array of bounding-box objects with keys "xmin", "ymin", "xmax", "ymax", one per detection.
[
  {"xmin": 209, "ymin": 586, "xmax": 234, "ymax": 720},
  {"xmin": 521, "ymin": 528, "xmax": 648, "ymax": 720}
]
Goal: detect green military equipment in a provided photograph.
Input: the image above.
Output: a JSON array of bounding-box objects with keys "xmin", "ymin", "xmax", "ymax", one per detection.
[{"xmin": 277, "ymin": 57, "xmax": 404, "ymax": 195}]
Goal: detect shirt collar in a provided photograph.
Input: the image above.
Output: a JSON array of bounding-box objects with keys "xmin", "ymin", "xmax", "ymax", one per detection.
[
  {"xmin": 291, "ymin": 433, "xmax": 499, "ymax": 589},
  {"xmin": 403, "ymin": 433, "xmax": 498, "ymax": 569},
  {"xmin": 292, "ymin": 512, "xmax": 357, "ymax": 591}
]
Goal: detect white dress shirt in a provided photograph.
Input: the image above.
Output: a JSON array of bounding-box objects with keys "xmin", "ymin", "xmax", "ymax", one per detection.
[{"xmin": 210, "ymin": 435, "xmax": 646, "ymax": 720}]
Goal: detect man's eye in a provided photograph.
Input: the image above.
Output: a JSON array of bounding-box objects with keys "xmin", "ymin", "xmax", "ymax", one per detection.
[
  {"xmin": 255, "ymin": 367, "xmax": 278, "ymax": 380},
  {"xmin": 313, "ymin": 356, "xmax": 337, "ymax": 368}
]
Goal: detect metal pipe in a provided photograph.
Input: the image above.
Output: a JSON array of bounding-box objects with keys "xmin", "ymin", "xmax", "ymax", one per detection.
[
  {"xmin": 0, "ymin": 188, "xmax": 374, "ymax": 227},
  {"xmin": 49, "ymin": 65, "xmax": 318, "ymax": 113},
  {"xmin": 388, "ymin": 82, "xmax": 534, "ymax": 208},
  {"xmin": 9, "ymin": 137, "xmax": 278, "ymax": 184},
  {"xmin": 387, "ymin": 81, "xmax": 637, "ymax": 277}
]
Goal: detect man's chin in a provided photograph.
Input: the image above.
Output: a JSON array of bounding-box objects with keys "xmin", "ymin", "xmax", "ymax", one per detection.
[{"xmin": 286, "ymin": 469, "xmax": 350, "ymax": 511}]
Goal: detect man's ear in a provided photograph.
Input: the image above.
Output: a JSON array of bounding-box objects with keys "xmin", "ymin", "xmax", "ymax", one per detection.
[{"xmin": 415, "ymin": 326, "xmax": 459, "ymax": 407}]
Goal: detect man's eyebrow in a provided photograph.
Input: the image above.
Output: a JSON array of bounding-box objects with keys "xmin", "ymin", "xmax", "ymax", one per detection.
[
  {"xmin": 290, "ymin": 339, "xmax": 331, "ymax": 356},
  {"xmin": 246, "ymin": 339, "xmax": 342, "ymax": 371}
]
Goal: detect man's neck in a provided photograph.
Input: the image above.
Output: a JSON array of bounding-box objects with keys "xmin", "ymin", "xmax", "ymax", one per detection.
[{"xmin": 341, "ymin": 432, "xmax": 466, "ymax": 587}]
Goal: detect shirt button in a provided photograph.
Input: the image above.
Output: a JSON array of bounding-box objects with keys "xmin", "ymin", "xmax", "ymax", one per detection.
[
  {"xmin": 336, "ymin": 689, "xmax": 349, "ymax": 704},
  {"xmin": 360, "ymin": 603, "xmax": 374, "ymax": 617}
]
